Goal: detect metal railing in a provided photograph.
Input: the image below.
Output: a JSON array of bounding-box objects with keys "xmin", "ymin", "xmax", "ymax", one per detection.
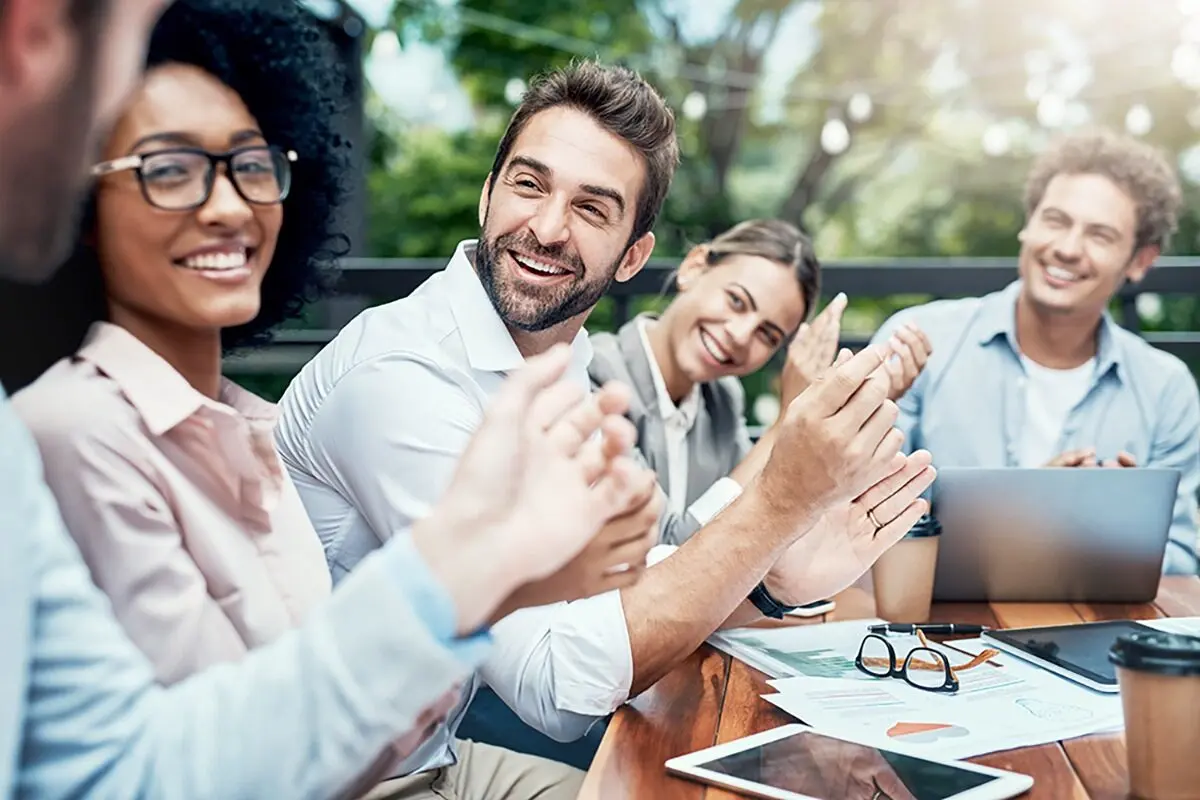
[{"xmin": 223, "ymin": 256, "xmax": 1200, "ymax": 373}]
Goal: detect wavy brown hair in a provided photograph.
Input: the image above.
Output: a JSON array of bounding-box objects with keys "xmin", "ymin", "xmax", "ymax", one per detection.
[{"xmin": 1024, "ymin": 129, "xmax": 1181, "ymax": 252}]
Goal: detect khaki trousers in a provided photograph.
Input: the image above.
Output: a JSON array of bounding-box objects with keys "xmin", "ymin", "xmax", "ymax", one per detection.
[{"xmin": 363, "ymin": 739, "xmax": 584, "ymax": 800}]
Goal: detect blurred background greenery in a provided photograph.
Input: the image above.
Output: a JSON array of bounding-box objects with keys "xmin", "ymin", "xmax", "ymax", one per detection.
[{"xmin": 245, "ymin": 0, "xmax": 1200, "ymax": 408}]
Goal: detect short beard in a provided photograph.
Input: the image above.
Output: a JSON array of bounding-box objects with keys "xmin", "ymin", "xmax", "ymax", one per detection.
[{"xmin": 475, "ymin": 230, "xmax": 623, "ymax": 333}]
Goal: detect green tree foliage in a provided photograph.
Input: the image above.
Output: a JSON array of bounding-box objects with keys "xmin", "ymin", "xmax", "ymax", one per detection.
[
  {"xmin": 367, "ymin": 120, "xmax": 502, "ymax": 257},
  {"xmin": 354, "ymin": 0, "xmax": 1200, "ymax": 405},
  {"xmin": 393, "ymin": 0, "xmax": 654, "ymax": 107}
]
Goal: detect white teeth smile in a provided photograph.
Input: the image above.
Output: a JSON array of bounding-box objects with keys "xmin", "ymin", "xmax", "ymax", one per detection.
[
  {"xmin": 180, "ymin": 250, "xmax": 248, "ymax": 271},
  {"xmin": 1045, "ymin": 265, "xmax": 1080, "ymax": 282},
  {"xmin": 700, "ymin": 328, "xmax": 733, "ymax": 365},
  {"xmin": 513, "ymin": 253, "xmax": 569, "ymax": 276}
]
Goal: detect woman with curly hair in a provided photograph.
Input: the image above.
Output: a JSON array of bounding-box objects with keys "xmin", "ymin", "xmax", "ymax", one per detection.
[{"xmin": 11, "ymin": 0, "xmax": 355, "ymax": 685}]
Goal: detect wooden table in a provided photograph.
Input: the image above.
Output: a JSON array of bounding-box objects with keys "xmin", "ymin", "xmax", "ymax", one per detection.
[{"xmin": 580, "ymin": 576, "xmax": 1200, "ymax": 800}]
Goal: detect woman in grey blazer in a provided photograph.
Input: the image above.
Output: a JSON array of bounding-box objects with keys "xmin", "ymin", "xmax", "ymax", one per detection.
[{"xmin": 589, "ymin": 220, "xmax": 832, "ymax": 540}]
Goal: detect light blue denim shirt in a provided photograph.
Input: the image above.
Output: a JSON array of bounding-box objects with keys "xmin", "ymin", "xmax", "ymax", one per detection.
[
  {"xmin": 0, "ymin": 384, "xmax": 490, "ymax": 799},
  {"xmin": 873, "ymin": 281, "xmax": 1200, "ymax": 574}
]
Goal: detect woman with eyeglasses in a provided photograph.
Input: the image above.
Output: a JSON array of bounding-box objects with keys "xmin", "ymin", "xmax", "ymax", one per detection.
[{"xmin": 11, "ymin": 0, "xmax": 346, "ymax": 687}]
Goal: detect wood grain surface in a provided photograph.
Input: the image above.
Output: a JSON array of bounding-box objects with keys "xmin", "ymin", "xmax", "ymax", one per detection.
[{"xmin": 579, "ymin": 577, "xmax": 1200, "ymax": 799}]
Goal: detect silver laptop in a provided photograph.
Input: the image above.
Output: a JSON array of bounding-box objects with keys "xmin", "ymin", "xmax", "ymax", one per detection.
[{"xmin": 931, "ymin": 467, "xmax": 1180, "ymax": 603}]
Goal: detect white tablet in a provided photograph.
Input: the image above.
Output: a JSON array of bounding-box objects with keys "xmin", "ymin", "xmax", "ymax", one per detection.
[{"xmin": 666, "ymin": 724, "xmax": 1033, "ymax": 800}]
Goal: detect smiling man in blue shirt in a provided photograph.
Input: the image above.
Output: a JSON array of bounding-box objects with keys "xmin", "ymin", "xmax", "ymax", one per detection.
[{"xmin": 873, "ymin": 129, "xmax": 1200, "ymax": 574}]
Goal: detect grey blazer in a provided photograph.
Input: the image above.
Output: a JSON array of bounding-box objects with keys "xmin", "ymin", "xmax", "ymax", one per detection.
[{"xmin": 589, "ymin": 316, "xmax": 753, "ymax": 545}]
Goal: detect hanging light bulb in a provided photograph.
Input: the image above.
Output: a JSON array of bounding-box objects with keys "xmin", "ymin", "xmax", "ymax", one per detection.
[
  {"xmin": 1125, "ymin": 104, "xmax": 1153, "ymax": 136},
  {"xmin": 681, "ymin": 91, "xmax": 708, "ymax": 121},
  {"xmin": 370, "ymin": 30, "xmax": 400, "ymax": 60},
  {"xmin": 504, "ymin": 77, "xmax": 527, "ymax": 106},
  {"xmin": 847, "ymin": 92, "xmax": 873, "ymax": 123},
  {"xmin": 1036, "ymin": 94, "xmax": 1066, "ymax": 128},
  {"xmin": 820, "ymin": 118, "xmax": 851, "ymax": 155},
  {"xmin": 1173, "ymin": 44, "xmax": 1200, "ymax": 88},
  {"xmin": 982, "ymin": 124, "xmax": 1011, "ymax": 157}
]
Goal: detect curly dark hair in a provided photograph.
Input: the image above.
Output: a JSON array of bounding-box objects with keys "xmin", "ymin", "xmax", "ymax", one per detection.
[
  {"xmin": 1, "ymin": 0, "xmax": 350, "ymax": 390},
  {"xmin": 1024, "ymin": 128, "xmax": 1181, "ymax": 252}
]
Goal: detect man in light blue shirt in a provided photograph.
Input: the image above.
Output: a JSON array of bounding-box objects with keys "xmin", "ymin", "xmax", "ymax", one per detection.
[
  {"xmin": 874, "ymin": 129, "xmax": 1200, "ymax": 574},
  {"xmin": 0, "ymin": 1, "xmax": 655, "ymax": 797}
]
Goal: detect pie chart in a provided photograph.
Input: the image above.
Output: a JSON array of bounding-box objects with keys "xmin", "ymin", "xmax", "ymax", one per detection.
[{"xmin": 886, "ymin": 721, "xmax": 971, "ymax": 743}]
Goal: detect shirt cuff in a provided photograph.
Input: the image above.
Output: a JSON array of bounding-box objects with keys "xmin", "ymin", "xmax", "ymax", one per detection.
[
  {"xmin": 687, "ymin": 477, "xmax": 743, "ymax": 525},
  {"xmin": 646, "ymin": 544, "xmax": 678, "ymax": 567},
  {"xmin": 542, "ymin": 590, "xmax": 634, "ymax": 716},
  {"xmin": 382, "ymin": 531, "xmax": 493, "ymax": 667}
]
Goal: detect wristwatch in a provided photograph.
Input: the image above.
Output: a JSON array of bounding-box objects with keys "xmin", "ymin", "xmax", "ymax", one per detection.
[{"xmin": 747, "ymin": 580, "xmax": 799, "ymax": 619}]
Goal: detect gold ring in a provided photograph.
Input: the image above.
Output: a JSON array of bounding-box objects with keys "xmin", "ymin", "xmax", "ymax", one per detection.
[{"xmin": 866, "ymin": 508, "xmax": 883, "ymax": 530}]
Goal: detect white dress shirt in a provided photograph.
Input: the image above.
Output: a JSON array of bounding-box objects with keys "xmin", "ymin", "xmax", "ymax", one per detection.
[
  {"xmin": 635, "ymin": 317, "xmax": 701, "ymax": 516},
  {"xmin": 278, "ymin": 240, "xmax": 726, "ymax": 774}
]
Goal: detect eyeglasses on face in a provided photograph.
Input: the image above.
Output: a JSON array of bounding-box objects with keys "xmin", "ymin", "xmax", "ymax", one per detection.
[
  {"xmin": 91, "ymin": 145, "xmax": 298, "ymax": 211},
  {"xmin": 855, "ymin": 630, "xmax": 999, "ymax": 693}
]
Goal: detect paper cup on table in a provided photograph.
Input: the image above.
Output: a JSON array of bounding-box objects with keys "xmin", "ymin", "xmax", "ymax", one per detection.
[
  {"xmin": 1109, "ymin": 632, "xmax": 1200, "ymax": 800},
  {"xmin": 871, "ymin": 513, "xmax": 941, "ymax": 623}
]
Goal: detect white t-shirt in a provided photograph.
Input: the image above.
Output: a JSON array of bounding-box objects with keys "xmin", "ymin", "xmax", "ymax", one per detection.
[{"xmin": 1017, "ymin": 354, "xmax": 1096, "ymax": 467}]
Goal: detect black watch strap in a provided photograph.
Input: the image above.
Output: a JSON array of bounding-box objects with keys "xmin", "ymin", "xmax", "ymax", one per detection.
[{"xmin": 747, "ymin": 581, "xmax": 797, "ymax": 619}]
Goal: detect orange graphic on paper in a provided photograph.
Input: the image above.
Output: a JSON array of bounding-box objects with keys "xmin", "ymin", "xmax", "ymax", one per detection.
[
  {"xmin": 886, "ymin": 722, "xmax": 971, "ymax": 743},
  {"xmin": 887, "ymin": 722, "xmax": 952, "ymax": 738}
]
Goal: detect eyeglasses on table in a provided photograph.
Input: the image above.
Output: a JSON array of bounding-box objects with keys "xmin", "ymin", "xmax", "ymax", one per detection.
[{"xmin": 855, "ymin": 629, "xmax": 999, "ymax": 693}]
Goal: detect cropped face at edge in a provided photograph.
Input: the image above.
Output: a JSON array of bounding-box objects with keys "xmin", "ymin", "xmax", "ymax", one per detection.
[{"xmin": 0, "ymin": 0, "xmax": 169, "ymax": 282}]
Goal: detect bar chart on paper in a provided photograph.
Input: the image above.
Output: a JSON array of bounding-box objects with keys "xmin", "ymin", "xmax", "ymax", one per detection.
[
  {"xmin": 709, "ymin": 618, "xmax": 893, "ymax": 680},
  {"xmin": 758, "ymin": 646, "xmax": 860, "ymax": 679}
]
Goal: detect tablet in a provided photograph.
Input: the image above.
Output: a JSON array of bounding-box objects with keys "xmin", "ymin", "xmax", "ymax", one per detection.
[
  {"xmin": 982, "ymin": 619, "xmax": 1157, "ymax": 693},
  {"xmin": 666, "ymin": 724, "xmax": 1033, "ymax": 800}
]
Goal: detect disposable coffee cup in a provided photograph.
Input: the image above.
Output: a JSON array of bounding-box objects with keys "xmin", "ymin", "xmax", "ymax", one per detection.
[
  {"xmin": 1109, "ymin": 632, "xmax": 1200, "ymax": 800},
  {"xmin": 872, "ymin": 514, "xmax": 941, "ymax": 623}
]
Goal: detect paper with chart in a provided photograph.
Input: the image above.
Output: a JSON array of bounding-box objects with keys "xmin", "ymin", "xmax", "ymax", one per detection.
[
  {"xmin": 763, "ymin": 638, "xmax": 1123, "ymax": 759},
  {"xmin": 709, "ymin": 619, "xmax": 1021, "ymax": 692},
  {"xmin": 709, "ymin": 620, "xmax": 1123, "ymax": 759},
  {"xmin": 709, "ymin": 618, "xmax": 892, "ymax": 680}
]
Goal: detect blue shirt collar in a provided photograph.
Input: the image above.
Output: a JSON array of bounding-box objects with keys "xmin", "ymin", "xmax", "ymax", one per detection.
[{"xmin": 976, "ymin": 280, "xmax": 1124, "ymax": 382}]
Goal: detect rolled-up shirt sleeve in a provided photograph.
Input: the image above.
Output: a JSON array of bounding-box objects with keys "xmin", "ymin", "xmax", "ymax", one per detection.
[{"xmin": 481, "ymin": 590, "xmax": 632, "ymax": 742}]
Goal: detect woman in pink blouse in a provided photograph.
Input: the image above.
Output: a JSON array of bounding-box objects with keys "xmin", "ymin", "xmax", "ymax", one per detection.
[{"xmin": 12, "ymin": 0, "xmax": 351, "ymax": 685}]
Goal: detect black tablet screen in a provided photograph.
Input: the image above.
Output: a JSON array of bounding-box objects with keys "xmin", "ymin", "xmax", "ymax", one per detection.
[
  {"xmin": 988, "ymin": 620, "xmax": 1154, "ymax": 685},
  {"xmin": 697, "ymin": 731, "xmax": 995, "ymax": 799}
]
